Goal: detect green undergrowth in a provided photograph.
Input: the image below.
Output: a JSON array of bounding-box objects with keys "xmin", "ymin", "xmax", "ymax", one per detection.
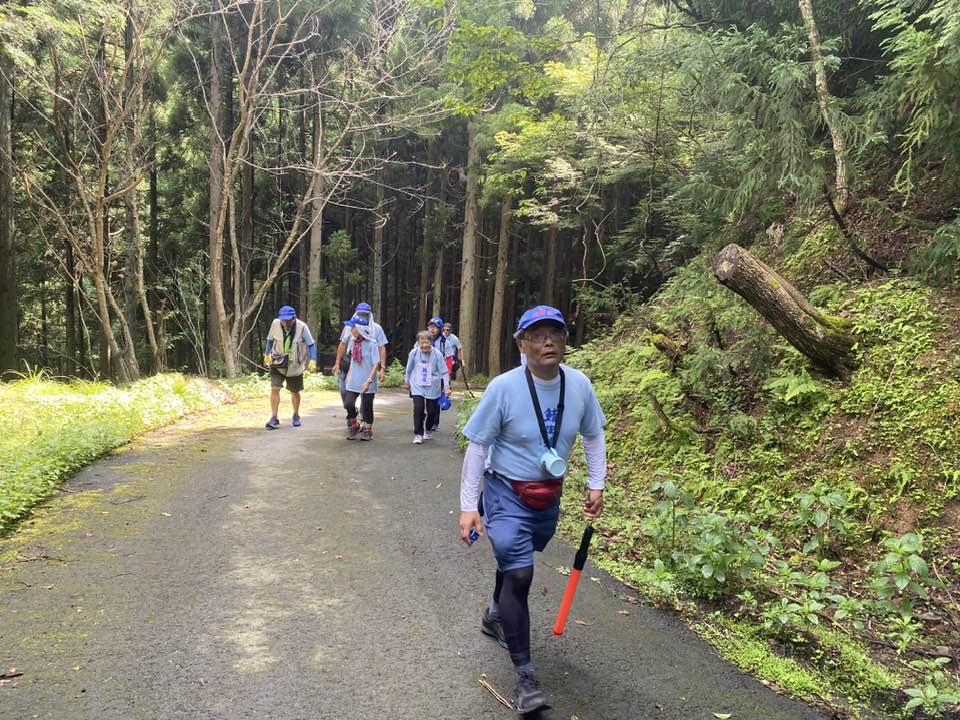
[
  {"xmin": 217, "ymin": 370, "xmax": 340, "ymax": 397},
  {"xmin": 457, "ymin": 245, "xmax": 960, "ymax": 718},
  {"xmin": 0, "ymin": 370, "xmax": 339, "ymax": 534}
]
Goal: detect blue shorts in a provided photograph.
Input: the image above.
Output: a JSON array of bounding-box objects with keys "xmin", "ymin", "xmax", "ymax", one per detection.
[{"xmin": 482, "ymin": 471, "xmax": 560, "ymax": 572}]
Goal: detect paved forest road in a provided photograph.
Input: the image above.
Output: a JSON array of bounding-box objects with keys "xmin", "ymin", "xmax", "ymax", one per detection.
[{"xmin": 1, "ymin": 391, "xmax": 826, "ymax": 720}]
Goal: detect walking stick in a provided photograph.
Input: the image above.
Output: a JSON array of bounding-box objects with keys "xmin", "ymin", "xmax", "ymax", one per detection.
[
  {"xmin": 553, "ymin": 524, "xmax": 594, "ymax": 635},
  {"xmin": 459, "ymin": 363, "xmax": 477, "ymax": 398}
]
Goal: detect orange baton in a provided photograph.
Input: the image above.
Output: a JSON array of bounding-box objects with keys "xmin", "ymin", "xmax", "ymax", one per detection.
[{"xmin": 553, "ymin": 524, "xmax": 594, "ymax": 635}]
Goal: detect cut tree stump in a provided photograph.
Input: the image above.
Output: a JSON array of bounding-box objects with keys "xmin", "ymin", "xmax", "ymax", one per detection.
[{"xmin": 713, "ymin": 243, "xmax": 859, "ymax": 378}]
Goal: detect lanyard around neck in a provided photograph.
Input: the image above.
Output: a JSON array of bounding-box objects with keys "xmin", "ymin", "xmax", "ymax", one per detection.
[{"xmin": 525, "ymin": 366, "xmax": 565, "ymax": 450}]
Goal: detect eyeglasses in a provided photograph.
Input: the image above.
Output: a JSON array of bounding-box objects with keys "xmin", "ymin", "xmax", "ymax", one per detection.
[{"xmin": 523, "ymin": 329, "xmax": 567, "ymax": 344}]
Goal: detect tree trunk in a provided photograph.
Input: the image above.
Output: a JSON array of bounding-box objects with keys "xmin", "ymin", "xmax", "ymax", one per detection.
[
  {"xmin": 238, "ymin": 117, "xmax": 255, "ymax": 366},
  {"xmin": 457, "ymin": 119, "xmax": 481, "ymax": 375},
  {"xmin": 713, "ymin": 243, "xmax": 858, "ymax": 377},
  {"xmin": 123, "ymin": 15, "xmax": 162, "ymax": 373},
  {"xmin": 432, "ymin": 243, "xmax": 444, "ymax": 317},
  {"xmin": 488, "ymin": 196, "xmax": 512, "ymax": 377},
  {"xmin": 543, "ymin": 223, "xmax": 558, "ymax": 306},
  {"xmin": 372, "ymin": 178, "xmax": 385, "ymax": 318},
  {"xmin": 64, "ymin": 240, "xmax": 77, "ymax": 376},
  {"xmin": 430, "ymin": 161, "xmax": 447, "ymax": 318},
  {"xmin": 799, "ymin": 0, "xmax": 850, "ymax": 215},
  {"xmin": 207, "ymin": 12, "xmax": 225, "ymax": 373},
  {"xmin": 417, "ymin": 239, "xmax": 431, "ymax": 331},
  {"xmin": 574, "ymin": 223, "xmax": 591, "ymax": 346},
  {"xmin": 305, "ymin": 56, "xmax": 324, "ymax": 334},
  {"xmin": 0, "ymin": 54, "xmax": 16, "ymax": 378}
]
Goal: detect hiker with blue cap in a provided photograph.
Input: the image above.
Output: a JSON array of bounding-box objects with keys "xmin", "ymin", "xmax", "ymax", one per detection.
[
  {"xmin": 458, "ymin": 305, "xmax": 608, "ymax": 714},
  {"xmin": 263, "ymin": 305, "xmax": 317, "ymax": 430},
  {"xmin": 404, "ymin": 330, "xmax": 451, "ymax": 444},
  {"xmin": 331, "ymin": 302, "xmax": 388, "ymax": 432},
  {"xmin": 341, "ymin": 316, "xmax": 381, "ymax": 440}
]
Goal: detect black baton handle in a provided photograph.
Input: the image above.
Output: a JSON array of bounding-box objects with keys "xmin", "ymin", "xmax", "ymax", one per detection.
[{"xmin": 573, "ymin": 525, "xmax": 594, "ymax": 571}]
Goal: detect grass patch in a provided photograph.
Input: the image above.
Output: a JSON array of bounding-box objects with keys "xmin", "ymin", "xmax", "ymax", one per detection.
[{"xmin": 0, "ymin": 370, "xmax": 338, "ymax": 533}]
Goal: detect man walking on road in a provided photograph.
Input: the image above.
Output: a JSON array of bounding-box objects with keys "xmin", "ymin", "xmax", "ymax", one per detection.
[
  {"xmin": 458, "ymin": 305, "xmax": 608, "ymax": 715},
  {"xmin": 442, "ymin": 322, "xmax": 464, "ymax": 382},
  {"xmin": 332, "ymin": 302, "xmax": 388, "ymax": 431},
  {"xmin": 263, "ymin": 305, "xmax": 317, "ymax": 429}
]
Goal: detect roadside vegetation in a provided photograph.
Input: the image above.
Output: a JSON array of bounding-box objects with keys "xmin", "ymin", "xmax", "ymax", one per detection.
[
  {"xmin": 0, "ymin": 371, "xmax": 342, "ymax": 534},
  {"xmin": 459, "ymin": 224, "xmax": 960, "ymax": 718}
]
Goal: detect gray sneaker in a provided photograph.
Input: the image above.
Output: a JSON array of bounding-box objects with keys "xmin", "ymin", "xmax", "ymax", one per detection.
[
  {"xmin": 515, "ymin": 668, "xmax": 549, "ymax": 715},
  {"xmin": 481, "ymin": 608, "xmax": 508, "ymax": 649},
  {"xmin": 346, "ymin": 422, "xmax": 360, "ymax": 440}
]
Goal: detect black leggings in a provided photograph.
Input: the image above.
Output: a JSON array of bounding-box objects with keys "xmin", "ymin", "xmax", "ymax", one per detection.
[
  {"xmin": 412, "ymin": 395, "xmax": 439, "ymax": 435},
  {"xmin": 495, "ymin": 566, "xmax": 534, "ymax": 667},
  {"xmin": 343, "ymin": 391, "xmax": 375, "ymax": 424}
]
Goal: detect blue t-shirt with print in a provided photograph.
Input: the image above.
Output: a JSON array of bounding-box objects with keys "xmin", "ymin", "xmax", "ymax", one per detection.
[
  {"xmin": 344, "ymin": 337, "xmax": 381, "ymax": 393},
  {"xmin": 462, "ymin": 364, "xmax": 606, "ymax": 481},
  {"xmin": 405, "ymin": 346, "xmax": 448, "ymax": 399}
]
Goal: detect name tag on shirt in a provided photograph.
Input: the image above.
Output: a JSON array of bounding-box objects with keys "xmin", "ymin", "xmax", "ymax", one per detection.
[{"xmin": 416, "ymin": 360, "xmax": 433, "ymax": 385}]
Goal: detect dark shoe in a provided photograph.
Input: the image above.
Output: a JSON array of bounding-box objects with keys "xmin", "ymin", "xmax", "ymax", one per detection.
[
  {"xmin": 265, "ymin": 416, "xmax": 280, "ymax": 430},
  {"xmin": 515, "ymin": 668, "xmax": 549, "ymax": 715},
  {"xmin": 360, "ymin": 428, "xmax": 372, "ymax": 441},
  {"xmin": 481, "ymin": 608, "xmax": 508, "ymax": 649},
  {"xmin": 292, "ymin": 415, "xmax": 302, "ymax": 428},
  {"xmin": 346, "ymin": 422, "xmax": 360, "ymax": 440}
]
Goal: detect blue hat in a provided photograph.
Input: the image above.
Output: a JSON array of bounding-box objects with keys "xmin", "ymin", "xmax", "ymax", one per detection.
[
  {"xmin": 278, "ymin": 305, "xmax": 296, "ymax": 320},
  {"xmin": 515, "ymin": 305, "xmax": 565, "ymax": 337},
  {"xmin": 428, "ymin": 316, "xmax": 444, "ymax": 328},
  {"xmin": 438, "ymin": 394, "xmax": 452, "ymax": 411},
  {"xmin": 355, "ymin": 302, "xmax": 372, "ymax": 313},
  {"xmin": 343, "ymin": 316, "xmax": 370, "ymax": 327}
]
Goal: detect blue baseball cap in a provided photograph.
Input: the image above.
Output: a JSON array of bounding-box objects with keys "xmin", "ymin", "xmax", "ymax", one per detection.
[
  {"xmin": 355, "ymin": 302, "xmax": 372, "ymax": 313},
  {"xmin": 515, "ymin": 305, "xmax": 565, "ymax": 337},
  {"xmin": 278, "ymin": 305, "xmax": 296, "ymax": 320},
  {"xmin": 343, "ymin": 316, "xmax": 370, "ymax": 327},
  {"xmin": 428, "ymin": 316, "xmax": 444, "ymax": 328}
]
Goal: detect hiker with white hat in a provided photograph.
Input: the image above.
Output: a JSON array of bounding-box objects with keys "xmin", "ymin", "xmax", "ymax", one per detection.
[
  {"xmin": 342, "ymin": 316, "xmax": 381, "ymax": 441},
  {"xmin": 332, "ymin": 302, "xmax": 388, "ymax": 431}
]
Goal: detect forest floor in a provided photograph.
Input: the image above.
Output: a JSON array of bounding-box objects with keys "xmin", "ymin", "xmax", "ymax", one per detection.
[{"xmin": 0, "ymin": 390, "xmax": 823, "ymax": 720}]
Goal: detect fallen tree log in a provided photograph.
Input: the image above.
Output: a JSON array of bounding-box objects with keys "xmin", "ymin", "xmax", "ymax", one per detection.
[{"xmin": 713, "ymin": 243, "xmax": 859, "ymax": 378}]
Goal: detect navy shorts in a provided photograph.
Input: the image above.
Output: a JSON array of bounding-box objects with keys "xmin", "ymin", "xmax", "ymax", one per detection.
[{"xmin": 481, "ymin": 471, "xmax": 560, "ymax": 572}]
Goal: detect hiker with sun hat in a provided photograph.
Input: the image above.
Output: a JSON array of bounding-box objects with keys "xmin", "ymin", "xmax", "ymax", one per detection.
[
  {"xmin": 341, "ymin": 316, "xmax": 381, "ymax": 441},
  {"xmin": 332, "ymin": 301, "xmax": 389, "ymax": 431},
  {"xmin": 263, "ymin": 305, "xmax": 317, "ymax": 430}
]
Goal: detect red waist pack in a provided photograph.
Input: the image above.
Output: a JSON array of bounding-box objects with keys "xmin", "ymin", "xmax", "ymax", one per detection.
[{"xmin": 510, "ymin": 479, "xmax": 563, "ymax": 511}]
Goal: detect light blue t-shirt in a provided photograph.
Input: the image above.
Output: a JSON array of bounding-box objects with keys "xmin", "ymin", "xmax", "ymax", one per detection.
[
  {"xmin": 405, "ymin": 346, "xmax": 448, "ymax": 399},
  {"xmin": 463, "ymin": 364, "xmax": 606, "ymax": 481},
  {"xmin": 344, "ymin": 336, "xmax": 381, "ymax": 394},
  {"xmin": 442, "ymin": 333, "xmax": 462, "ymax": 359}
]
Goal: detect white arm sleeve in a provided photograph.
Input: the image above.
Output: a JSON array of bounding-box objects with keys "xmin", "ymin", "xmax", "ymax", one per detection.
[
  {"xmin": 582, "ymin": 434, "xmax": 607, "ymax": 490},
  {"xmin": 460, "ymin": 441, "xmax": 488, "ymax": 512}
]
